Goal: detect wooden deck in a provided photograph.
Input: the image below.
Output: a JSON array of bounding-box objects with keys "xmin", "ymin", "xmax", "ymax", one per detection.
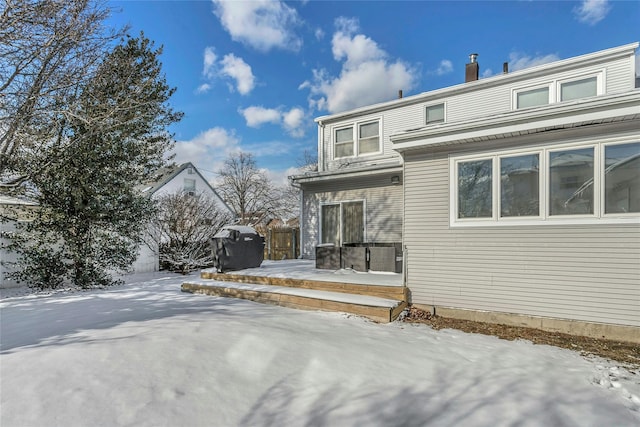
[{"xmin": 181, "ymin": 265, "xmax": 408, "ymax": 323}]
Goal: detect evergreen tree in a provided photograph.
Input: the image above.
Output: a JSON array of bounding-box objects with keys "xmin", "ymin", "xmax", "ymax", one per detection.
[{"xmin": 7, "ymin": 34, "xmax": 182, "ymax": 289}]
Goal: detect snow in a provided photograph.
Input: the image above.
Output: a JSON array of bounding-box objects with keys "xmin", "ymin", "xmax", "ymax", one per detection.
[
  {"xmin": 2, "ymin": 270, "xmax": 639, "ymax": 426},
  {"xmin": 202, "ymin": 259, "xmax": 403, "ymax": 287}
]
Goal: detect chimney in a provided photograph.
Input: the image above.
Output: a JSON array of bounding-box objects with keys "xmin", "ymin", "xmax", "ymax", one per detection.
[{"xmin": 465, "ymin": 53, "xmax": 479, "ymax": 83}]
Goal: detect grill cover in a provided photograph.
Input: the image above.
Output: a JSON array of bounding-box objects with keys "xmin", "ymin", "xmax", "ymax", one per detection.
[{"xmin": 212, "ymin": 225, "xmax": 265, "ymax": 272}]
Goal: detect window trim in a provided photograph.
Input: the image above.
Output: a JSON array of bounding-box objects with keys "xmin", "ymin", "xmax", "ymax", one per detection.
[
  {"xmin": 319, "ymin": 199, "xmax": 367, "ymax": 246},
  {"xmin": 449, "ymin": 136, "xmax": 639, "ymax": 227},
  {"xmin": 512, "ymin": 83, "xmax": 553, "ymax": 110},
  {"xmin": 332, "ymin": 119, "xmax": 382, "ymax": 159},
  {"xmin": 512, "ymin": 70, "xmax": 605, "ymax": 110},
  {"xmin": 557, "ymin": 71, "xmax": 604, "ymax": 102},
  {"xmin": 425, "ymin": 102, "xmax": 446, "ymax": 125}
]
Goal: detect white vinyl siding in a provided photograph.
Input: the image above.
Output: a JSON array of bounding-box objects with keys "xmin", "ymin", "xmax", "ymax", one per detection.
[{"xmin": 404, "ymin": 135, "xmax": 640, "ymax": 328}]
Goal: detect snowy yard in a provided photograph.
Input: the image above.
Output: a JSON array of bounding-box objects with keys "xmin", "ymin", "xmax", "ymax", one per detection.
[{"xmin": 1, "ymin": 271, "xmax": 639, "ymax": 426}]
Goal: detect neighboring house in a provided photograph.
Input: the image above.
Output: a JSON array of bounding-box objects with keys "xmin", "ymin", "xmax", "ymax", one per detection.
[
  {"xmin": 292, "ymin": 43, "xmax": 640, "ymax": 339},
  {"xmin": 0, "ymin": 195, "xmax": 38, "ymax": 289},
  {"xmin": 134, "ymin": 162, "xmax": 233, "ymax": 273}
]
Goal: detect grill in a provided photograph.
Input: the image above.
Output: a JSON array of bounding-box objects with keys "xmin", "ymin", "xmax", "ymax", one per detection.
[{"xmin": 212, "ymin": 225, "xmax": 265, "ymax": 273}]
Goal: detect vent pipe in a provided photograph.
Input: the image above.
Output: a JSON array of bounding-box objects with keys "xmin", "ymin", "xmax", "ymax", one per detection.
[
  {"xmin": 503, "ymin": 62, "xmax": 509, "ymax": 74},
  {"xmin": 398, "ymin": 89, "xmax": 403, "ymax": 99}
]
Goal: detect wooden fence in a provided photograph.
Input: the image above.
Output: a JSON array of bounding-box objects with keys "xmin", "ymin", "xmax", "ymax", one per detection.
[{"xmin": 261, "ymin": 226, "xmax": 299, "ymax": 260}]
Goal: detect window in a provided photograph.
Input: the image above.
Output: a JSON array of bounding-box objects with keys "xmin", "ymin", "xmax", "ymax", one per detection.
[
  {"xmin": 426, "ymin": 103, "xmax": 445, "ymax": 124},
  {"xmin": 320, "ymin": 201, "xmax": 365, "ymax": 245},
  {"xmin": 549, "ymin": 147, "xmax": 594, "ymax": 215},
  {"xmin": 560, "ymin": 76, "xmax": 597, "ymax": 101},
  {"xmin": 516, "ymin": 86, "xmax": 550, "ymax": 109},
  {"xmin": 500, "ymin": 154, "xmax": 539, "ymax": 217},
  {"xmin": 184, "ymin": 178, "xmax": 196, "ymax": 192},
  {"xmin": 359, "ymin": 122, "xmax": 380, "ymax": 155},
  {"xmin": 604, "ymin": 142, "xmax": 640, "ymax": 214},
  {"xmin": 321, "ymin": 204, "xmax": 340, "ymax": 245},
  {"xmin": 457, "ymin": 159, "xmax": 492, "ymax": 218},
  {"xmin": 333, "ymin": 120, "xmax": 380, "ymax": 158},
  {"xmin": 335, "ymin": 127, "xmax": 354, "ymax": 158},
  {"xmin": 513, "ymin": 72, "xmax": 603, "ymax": 110},
  {"xmin": 451, "ymin": 139, "xmax": 639, "ymax": 225}
]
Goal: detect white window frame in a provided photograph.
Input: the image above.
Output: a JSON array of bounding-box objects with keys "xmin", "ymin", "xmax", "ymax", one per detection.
[
  {"xmin": 319, "ymin": 199, "xmax": 367, "ymax": 246},
  {"xmin": 332, "ymin": 119, "xmax": 382, "ymax": 159},
  {"xmin": 557, "ymin": 72, "xmax": 604, "ymax": 102},
  {"xmin": 450, "ymin": 136, "xmax": 639, "ymax": 227},
  {"xmin": 512, "ymin": 70, "xmax": 605, "ymax": 110},
  {"xmin": 512, "ymin": 83, "xmax": 553, "ymax": 110},
  {"xmin": 425, "ymin": 102, "xmax": 446, "ymax": 125}
]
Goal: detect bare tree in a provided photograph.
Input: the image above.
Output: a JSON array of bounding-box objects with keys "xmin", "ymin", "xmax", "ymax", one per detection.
[
  {"xmin": 0, "ymin": 0, "xmax": 123, "ymax": 183},
  {"xmin": 216, "ymin": 152, "xmax": 280, "ymax": 225},
  {"xmin": 147, "ymin": 191, "xmax": 233, "ymax": 274}
]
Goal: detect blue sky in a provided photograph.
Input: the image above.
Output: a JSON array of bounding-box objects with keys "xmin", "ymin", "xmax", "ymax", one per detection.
[{"xmin": 108, "ymin": 0, "xmax": 640, "ymax": 185}]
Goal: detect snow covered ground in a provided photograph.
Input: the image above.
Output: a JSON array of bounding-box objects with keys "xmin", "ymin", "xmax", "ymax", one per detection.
[{"xmin": 1, "ymin": 270, "xmax": 639, "ymax": 426}]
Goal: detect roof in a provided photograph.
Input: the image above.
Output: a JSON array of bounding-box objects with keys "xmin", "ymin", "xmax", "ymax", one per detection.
[{"xmin": 315, "ymin": 42, "xmax": 639, "ymax": 125}]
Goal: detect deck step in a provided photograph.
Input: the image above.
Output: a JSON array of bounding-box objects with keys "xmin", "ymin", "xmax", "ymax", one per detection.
[
  {"xmin": 199, "ymin": 271, "xmax": 409, "ymax": 301},
  {"xmin": 181, "ymin": 280, "xmax": 408, "ymax": 323}
]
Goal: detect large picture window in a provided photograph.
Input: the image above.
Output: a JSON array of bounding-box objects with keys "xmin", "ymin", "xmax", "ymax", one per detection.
[
  {"xmin": 451, "ymin": 139, "xmax": 639, "ymax": 225},
  {"xmin": 320, "ymin": 201, "xmax": 365, "ymax": 245},
  {"xmin": 333, "ymin": 120, "xmax": 380, "ymax": 159}
]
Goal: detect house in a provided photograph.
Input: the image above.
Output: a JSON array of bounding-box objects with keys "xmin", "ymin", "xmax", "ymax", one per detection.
[
  {"xmin": 133, "ymin": 162, "xmax": 233, "ymax": 273},
  {"xmin": 292, "ymin": 42, "xmax": 640, "ymax": 341}
]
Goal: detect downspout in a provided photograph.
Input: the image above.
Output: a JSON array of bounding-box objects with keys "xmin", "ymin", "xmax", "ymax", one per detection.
[
  {"xmin": 289, "ymin": 176, "xmax": 304, "ymax": 259},
  {"xmin": 318, "ymin": 120, "xmax": 325, "ymax": 172}
]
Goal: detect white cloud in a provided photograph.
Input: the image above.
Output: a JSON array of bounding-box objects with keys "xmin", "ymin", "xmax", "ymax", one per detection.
[
  {"xmin": 240, "ymin": 106, "xmax": 307, "ymax": 137},
  {"xmin": 171, "ymin": 127, "xmax": 240, "ymax": 174},
  {"xmin": 212, "ymin": 0, "xmax": 302, "ymax": 52},
  {"xmin": 573, "ymin": 0, "xmax": 611, "ymax": 25},
  {"xmin": 435, "ymin": 59, "xmax": 453, "ymax": 76},
  {"xmin": 240, "ymin": 106, "xmax": 282, "ymax": 127},
  {"xmin": 220, "ymin": 54, "xmax": 255, "ymax": 95},
  {"xmin": 314, "ymin": 27, "xmax": 325, "ymax": 40},
  {"xmin": 195, "ymin": 83, "xmax": 211, "ymax": 94},
  {"xmin": 508, "ymin": 52, "xmax": 560, "ymax": 72},
  {"xmin": 203, "ymin": 47, "xmax": 217, "ymax": 78},
  {"xmin": 282, "ymin": 108, "xmax": 305, "ymax": 138},
  {"xmin": 305, "ymin": 17, "xmax": 418, "ymax": 114},
  {"xmin": 198, "ymin": 47, "xmax": 256, "ymax": 96}
]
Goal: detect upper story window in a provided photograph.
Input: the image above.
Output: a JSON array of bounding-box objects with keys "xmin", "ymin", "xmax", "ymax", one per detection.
[
  {"xmin": 333, "ymin": 120, "xmax": 381, "ymax": 159},
  {"xmin": 559, "ymin": 76, "xmax": 598, "ymax": 101},
  {"xmin": 184, "ymin": 178, "xmax": 196, "ymax": 192},
  {"xmin": 426, "ymin": 103, "xmax": 445, "ymax": 124},
  {"xmin": 516, "ymin": 86, "xmax": 551, "ymax": 109},
  {"xmin": 513, "ymin": 71, "xmax": 603, "ymax": 110}
]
